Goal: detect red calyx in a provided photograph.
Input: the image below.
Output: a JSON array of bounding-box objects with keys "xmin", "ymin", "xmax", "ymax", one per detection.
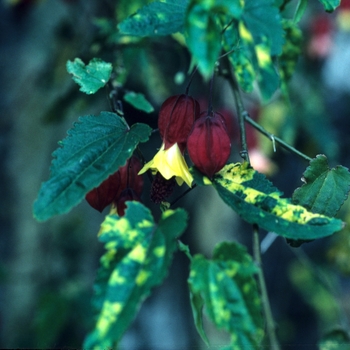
[
  {"xmin": 85, "ymin": 156, "xmax": 143, "ymax": 212},
  {"xmin": 115, "ymin": 188, "xmax": 141, "ymax": 216},
  {"xmin": 187, "ymin": 112, "xmax": 231, "ymax": 179},
  {"xmin": 85, "ymin": 171, "xmax": 121, "ymax": 212},
  {"xmin": 158, "ymin": 94, "xmax": 200, "ymax": 152}
]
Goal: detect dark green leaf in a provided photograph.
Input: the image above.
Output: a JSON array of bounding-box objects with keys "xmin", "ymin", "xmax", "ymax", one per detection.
[
  {"xmin": 33, "ymin": 112, "xmax": 151, "ymax": 221},
  {"xmin": 66, "ymin": 58, "xmax": 112, "ymax": 94},
  {"xmin": 318, "ymin": 0, "xmax": 341, "ymax": 12},
  {"xmin": 319, "ymin": 329, "xmax": 350, "ymax": 350},
  {"xmin": 123, "ymin": 91, "xmax": 154, "ymax": 113},
  {"xmin": 188, "ymin": 241, "xmax": 263, "ymax": 349},
  {"xmin": 185, "ymin": 0, "xmax": 243, "ymax": 79},
  {"xmin": 189, "ymin": 285, "xmax": 209, "ymax": 346},
  {"xmin": 84, "ymin": 202, "xmax": 188, "ymax": 348},
  {"xmin": 194, "ymin": 163, "xmax": 344, "ymax": 240},
  {"xmin": 243, "ymin": 0, "xmax": 284, "ymax": 56},
  {"xmin": 185, "ymin": 4, "xmax": 222, "ymax": 79},
  {"xmin": 292, "ymin": 155, "xmax": 350, "ymax": 217},
  {"xmin": 118, "ymin": 0, "xmax": 188, "ymax": 36}
]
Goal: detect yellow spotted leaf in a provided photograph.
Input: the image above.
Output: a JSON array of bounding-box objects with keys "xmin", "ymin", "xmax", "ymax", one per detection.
[
  {"xmin": 84, "ymin": 202, "xmax": 188, "ymax": 349},
  {"xmin": 194, "ymin": 163, "xmax": 344, "ymax": 240},
  {"xmin": 188, "ymin": 241, "xmax": 263, "ymax": 349}
]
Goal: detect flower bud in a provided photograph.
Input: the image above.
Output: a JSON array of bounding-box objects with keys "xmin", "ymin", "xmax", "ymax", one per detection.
[
  {"xmin": 86, "ymin": 156, "xmax": 143, "ymax": 212},
  {"xmin": 118, "ymin": 156, "xmax": 143, "ymax": 196},
  {"xmin": 187, "ymin": 113, "xmax": 231, "ymax": 179},
  {"xmin": 158, "ymin": 94, "xmax": 200, "ymax": 152},
  {"xmin": 85, "ymin": 171, "xmax": 121, "ymax": 212}
]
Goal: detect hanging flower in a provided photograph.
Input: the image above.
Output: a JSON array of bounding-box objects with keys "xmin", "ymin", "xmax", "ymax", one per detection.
[
  {"xmin": 139, "ymin": 94, "xmax": 200, "ymax": 188},
  {"xmin": 187, "ymin": 112, "xmax": 231, "ymax": 179},
  {"xmin": 86, "ymin": 156, "xmax": 143, "ymax": 212}
]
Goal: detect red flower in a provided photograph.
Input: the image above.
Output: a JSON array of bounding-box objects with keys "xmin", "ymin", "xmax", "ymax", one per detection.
[
  {"xmin": 187, "ymin": 112, "xmax": 231, "ymax": 179},
  {"xmin": 86, "ymin": 156, "xmax": 143, "ymax": 212},
  {"xmin": 139, "ymin": 94, "xmax": 200, "ymax": 187},
  {"xmin": 158, "ymin": 94, "xmax": 200, "ymax": 152},
  {"xmin": 115, "ymin": 188, "xmax": 141, "ymax": 216}
]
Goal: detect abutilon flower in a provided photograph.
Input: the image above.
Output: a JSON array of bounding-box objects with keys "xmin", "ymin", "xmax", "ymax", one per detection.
[
  {"xmin": 86, "ymin": 156, "xmax": 143, "ymax": 213},
  {"xmin": 187, "ymin": 112, "xmax": 231, "ymax": 179},
  {"xmin": 139, "ymin": 94, "xmax": 200, "ymax": 188}
]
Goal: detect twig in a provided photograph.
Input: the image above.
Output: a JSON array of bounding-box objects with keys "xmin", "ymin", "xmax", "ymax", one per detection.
[
  {"xmin": 244, "ymin": 115, "xmax": 312, "ymax": 162},
  {"xmin": 253, "ymin": 225, "xmax": 281, "ymax": 350},
  {"xmin": 185, "ymin": 65, "xmax": 198, "ymax": 95},
  {"xmin": 170, "ymin": 184, "xmax": 197, "ymax": 206}
]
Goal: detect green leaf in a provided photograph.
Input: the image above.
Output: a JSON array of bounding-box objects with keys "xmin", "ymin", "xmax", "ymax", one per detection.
[
  {"xmin": 185, "ymin": 4, "xmax": 222, "ymax": 80},
  {"xmin": 293, "ymin": 0, "xmax": 308, "ymax": 23},
  {"xmin": 193, "ymin": 163, "xmax": 344, "ymax": 240},
  {"xmin": 84, "ymin": 202, "xmax": 188, "ymax": 349},
  {"xmin": 319, "ymin": 329, "xmax": 350, "ymax": 350},
  {"xmin": 278, "ymin": 20, "xmax": 302, "ymax": 89},
  {"xmin": 254, "ymin": 40, "xmax": 280, "ymax": 100},
  {"xmin": 118, "ymin": 0, "xmax": 188, "ymax": 36},
  {"xmin": 123, "ymin": 91, "xmax": 154, "ymax": 113},
  {"xmin": 188, "ymin": 241, "xmax": 263, "ymax": 349},
  {"xmin": 222, "ymin": 25, "xmax": 255, "ymax": 93},
  {"xmin": 189, "ymin": 285, "xmax": 209, "ymax": 346},
  {"xmin": 318, "ymin": 0, "xmax": 341, "ymax": 12},
  {"xmin": 66, "ymin": 58, "xmax": 112, "ymax": 94},
  {"xmin": 292, "ymin": 155, "xmax": 350, "ymax": 217},
  {"xmin": 33, "ymin": 112, "xmax": 152, "ymax": 221},
  {"xmin": 185, "ymin": 0, "xmax": 243, "ymax": 79},
  {"xmin": 243, "ymin": 0, "xmax": 284, "ymax": 56}
]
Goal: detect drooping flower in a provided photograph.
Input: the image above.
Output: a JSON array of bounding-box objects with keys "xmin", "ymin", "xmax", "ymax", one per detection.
[
  {"xmin": 139, "ymin": 94, "xmax": 200, "ymax": 188},
  {"xmin": 86, "ymin": 156, "xmax": 143, "ymax": 212},
  {"xmin": 187, "ymin": 112, "xmax": 231, "ymax": 179}
]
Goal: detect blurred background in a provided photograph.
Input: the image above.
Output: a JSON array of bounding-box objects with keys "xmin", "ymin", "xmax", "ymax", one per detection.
[{"xmin": 1, "ymin": 0, "xmax": 350, "ymax": 349}]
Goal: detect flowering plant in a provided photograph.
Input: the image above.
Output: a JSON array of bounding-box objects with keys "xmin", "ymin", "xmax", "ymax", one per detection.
[{"xmin": 32, "ymin": 0, "xmax": 350, "ymax": 349}]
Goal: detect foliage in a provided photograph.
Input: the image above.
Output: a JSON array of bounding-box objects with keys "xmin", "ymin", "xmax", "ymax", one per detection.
[
  {"xmin": 84, "ymin": 202, "xmax": 187, "ymax": 348},
  {"xmin": 33, "ymin": 112, "xmax": 151, "ymax": 221},
  {"xmin": 32, "ymin": 0, "xmax": 350, "ymax": 348},
  {"xmin": 188, "ymin": 241, "xmax": 264, "ymax": 349},
  {"xmin": 66, "ymin": 58, "xmax": 112, "ymax": 94}
]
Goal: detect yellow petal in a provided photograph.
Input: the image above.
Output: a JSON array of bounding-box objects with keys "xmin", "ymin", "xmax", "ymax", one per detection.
[{"xmin": 138, "ymin": 143, "xmax": 193, "ymax": 187}]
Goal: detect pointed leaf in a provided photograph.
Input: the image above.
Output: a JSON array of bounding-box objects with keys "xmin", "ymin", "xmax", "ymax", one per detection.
[
  {"xmin": 318, "ymin": 0, "xmax": 341, "ymax": 12},
  {"xmin": 292, "ymin": 155, "xmax": 350, "ymax": 217},
  {"xmin": 185, "ymin": 4, "xmax": 221, "ymax": 79},
  {"xmin": 118, "ymin": 0, "xmax": 188, "ymax": 36},
  {"xmin": 193, "ymin": 163, "xmax": 344, "ymax": 240},
  {"xmin": 84, "ymin": 202, "xmax": 188, "ymax": 348},
  {"xmin": 66, "ymin": 58, "xmax": 112, "ymax": 94},
  {"xmin": 188, "ymin": 241, "xmax": 263, "ymax": 349},
  {"xmin": 294, "ymin": 0, "xmax": 308, "ymax": 23},
  {"xmin": 189, "ymin": 285, "xmax": 209, "ymax": 346},
  {"xmin": 33, "ymin": 112, "xmax": 152, "ymax": 221},
  {"xmin": 123, "ymin": 92, "xmax": 154, "ymax": 113}
]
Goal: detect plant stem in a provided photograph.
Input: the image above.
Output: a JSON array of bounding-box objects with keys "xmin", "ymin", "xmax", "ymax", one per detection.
[
  {"xmin": 170, "ymin": 184, "xmax": 197, "ymax": 206},
  {"xmin": 244, "ymin": 115, "xmax": 312, "ymax": 162},
  {"xmin": 253, "ymin": 225, "xmax": 281, "ymax": 350},
  {"xmin": 185, "ymin": 65, "xmax": 198, "ymax": 95},
  {"xmin": 222, "ymin": 56, "xmax": 250, "ymax": 164}
]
